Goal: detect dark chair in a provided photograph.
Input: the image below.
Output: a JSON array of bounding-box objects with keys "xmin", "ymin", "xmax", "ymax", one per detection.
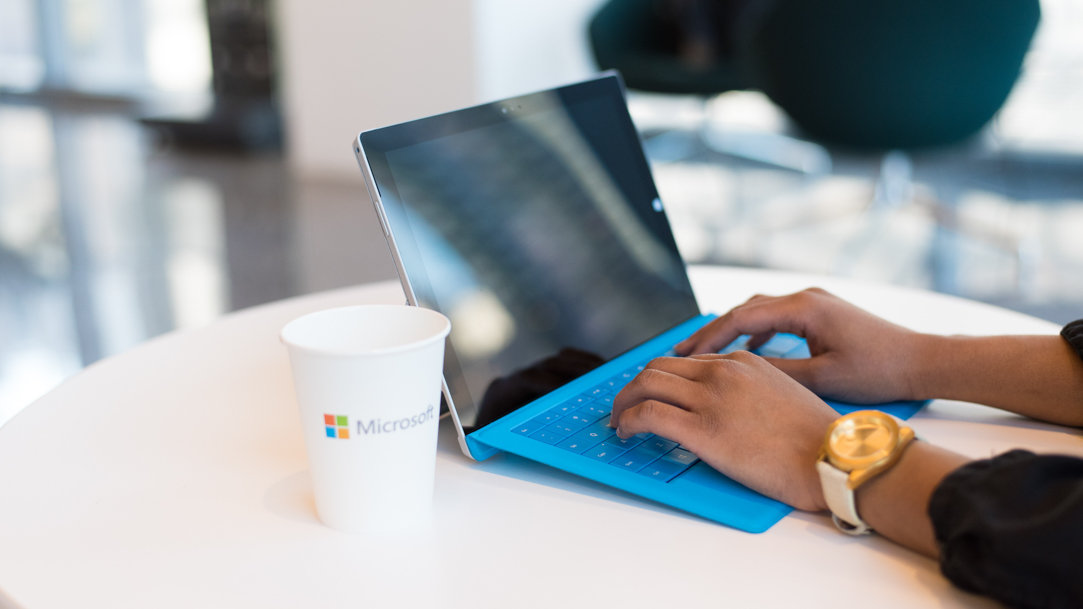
[
  {"xmin": 740, "ymin": 0, "xmax": 1041, "ymax": 286},
  {"xmin": 588, "ymin": 0, "xmax": 751, "ymax": 95},
  {"xmin": 742, "ymin": 0, "xmax": 1041, "ymax": 150},
  {"xmin": 590, "ymin": 0, "xmax": 1040, "ymax": 153},
  {"xmin": 588, "ymin": 0, "xmax": 831, "ymax": 173},
  {"xmin": 589, "ymin": 0, "xmax": 1042, "ymax": 286}
]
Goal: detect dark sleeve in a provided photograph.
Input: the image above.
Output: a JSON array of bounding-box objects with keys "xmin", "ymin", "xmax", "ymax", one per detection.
[
  {"xmin": 929, "ymin": 450, "xmax": 1083, "ymax": 609},
  {"xmin": 1062, "ymin": 319, "xmax": 1083, "ymax": 362}
]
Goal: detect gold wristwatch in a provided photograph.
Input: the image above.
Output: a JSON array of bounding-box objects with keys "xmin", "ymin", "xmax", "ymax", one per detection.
[{"xmin": 816, "ymin": 410, "xmax": 916, "ymax": 535}]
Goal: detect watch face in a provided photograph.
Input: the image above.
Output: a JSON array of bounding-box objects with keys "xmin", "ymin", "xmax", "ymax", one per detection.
[{"xmin": 826, "ymin": 410, "xmax": 900, "ymax": 471}]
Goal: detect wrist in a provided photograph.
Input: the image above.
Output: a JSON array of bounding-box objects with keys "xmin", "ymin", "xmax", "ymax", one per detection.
[
  {"xmin": 905, "ymin": 333, "xmax": 954, "ymax": 400},
  {"xmin": 816, "ymin": 410, "xmax": 915, "ymax": 535},
  {"xmin": 854, "ymin": 442, "xmax": 970, "ymax": 557}
]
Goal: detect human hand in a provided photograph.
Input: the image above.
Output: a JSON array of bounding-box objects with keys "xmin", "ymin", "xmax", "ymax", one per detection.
[
  {"xmin": 610, "ymin": 351, "xmax": 836, "ymax": 511},
  {"xmin": 676, "ymin": 288, "xmax": 925, "ymax": 404}
]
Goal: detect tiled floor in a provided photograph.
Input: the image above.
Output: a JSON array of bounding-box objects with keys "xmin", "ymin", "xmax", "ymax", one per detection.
[{"xmin": 3, "ymin": 16, "xmax": 1083, "ymax": 428}]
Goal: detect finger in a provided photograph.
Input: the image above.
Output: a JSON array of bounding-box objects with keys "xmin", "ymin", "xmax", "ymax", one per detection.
[
  {"xmin": 614, "ymin": 399, "xmax": 699, "ymax": 441},
  {"xmin": 611, "ymin": 354, "xmax": 731, "ymax": 424},
  {"xmin": 680, "ymin": 292, "xmax": 817, "ymax": 355},
  {"xmin": 640, "ymin": 354, "xmax": 726, "ymax": 378},
  {"xmin": 611, "ymin": 365, "xmax": 696, "ymax": 426},
  {"xmin": 675, "ymin": 315, "xmax": 746, "ymax": 356},
  {"xmin": 612, "ymin": 355, "xmax": 743, "ymax": 432},
  {"xmin": 677, "ymin": 296, "xmax": 790, "ymax": 355},
  {"xmin": 759, "ymin": 355, "xmax": 825, "ymax": 394}
]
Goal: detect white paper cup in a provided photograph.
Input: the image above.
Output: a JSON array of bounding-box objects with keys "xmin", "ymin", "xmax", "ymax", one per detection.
[{"xmin": 281, "ymin": 304, "xmax": 450, "ymax": 533}]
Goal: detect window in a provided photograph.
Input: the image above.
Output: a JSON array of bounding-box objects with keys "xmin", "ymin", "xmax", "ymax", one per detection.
[{"xmin": 0, "ymin": 0, "xmax": 211, "ymax": 98}]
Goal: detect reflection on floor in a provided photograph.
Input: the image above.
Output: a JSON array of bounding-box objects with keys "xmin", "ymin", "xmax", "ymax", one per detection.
[
  {"xmin": 2, "ymin": 83, "xmax": 1082, "ymax": 427},
  {"xmin": 0, "ymin": 101, "xmax": 393, "ymax": 425},
  {"xmin": 642, "ymin": 92, "xmax": 1083, "ymax": 324}
]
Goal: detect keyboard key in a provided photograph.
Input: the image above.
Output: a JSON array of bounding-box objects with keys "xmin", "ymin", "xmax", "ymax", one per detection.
[
  {"xmin": 569, "ymin": 416, "xmax": 616, "ymax": 444},
  {"xmin": 551, "ymin": 402, "xmax": 580, "ymax": 416},
  {"xmin": 595, "ymin": 378, "xmax": 621, "ymax": 392},
  {"xmin": 582, "ymin": 402, "xmax": 610, "ymax": 419},
  {"xmin": 562, "ymin": 412, "xmax": 598, "ymax": 432},
  {"xmin": 662, "ymin": 447, "xmax": 698, "ymax": 466},
  {"xmin": 639, "ymin": 437, "xmax": 679, "ymax": 457},
  {"xmin": 585, "ymin": 442, "xmax": 627, "ymax": 462},
  {"xmin": 557, "ymin": 426, "xmax": 614, "ymax": 453},
  {"xmin": 529, "ymin": 427, "xmax": 567, "ymax": 445},
  {"xmin": 610, "ymin": 444, "xmax": 659, "ymax": 471},
  {"xmin": 534, "ymin": 409, "xmax": 565, "ymax": 424},
  {"xmin": 784, "ymin": 342, "xmax": 811, "ymax": 359},
  {"xmin": 637, "ymin": 461, "xmax": 682, "ymax": 481},
  {"xmin": 607, "ymin": 433, "xmax": 650, "ymax": 450},
  {"xmin": 638, "ymin": 448, "xmax": 697, "ymax": 482},
  {"xmin": 546, "ymin": 420, "xmax": 581, "ymax": 437},
  {"xmin": 719, "ymin": 335, "xmax": 751, "ymax": 354},
  {"xmin": 570, "ymin": 395, "xmax": 595, "ymax": 407},
  {"xmin": 755, "ymin": 333, "xmax": 804, "ymax": 358},
  {"xmin": 512, "ymin": 413, "xmax": 557, "ymax": 436}
]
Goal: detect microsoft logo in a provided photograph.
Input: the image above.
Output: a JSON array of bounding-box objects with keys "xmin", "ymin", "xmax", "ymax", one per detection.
[{"xmin": 324, "ymin": 414, "xmax": 350, "ymax": 439}]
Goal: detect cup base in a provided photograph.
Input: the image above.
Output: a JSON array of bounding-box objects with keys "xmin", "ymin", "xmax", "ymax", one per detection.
[{"xmin": 316, "ymin": 503, "xmax": 434, "ymax": 536}]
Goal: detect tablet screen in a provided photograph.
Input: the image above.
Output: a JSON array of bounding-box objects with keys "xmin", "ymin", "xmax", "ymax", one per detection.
[{"xmin": 359, "ymin": 75, "xmax": 698, "ymax": 430}]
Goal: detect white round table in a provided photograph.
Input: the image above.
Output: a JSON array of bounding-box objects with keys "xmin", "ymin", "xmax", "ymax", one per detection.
[{"xmin": 1, "ymin": 267, "xmax": 1078, "ymax": 609}]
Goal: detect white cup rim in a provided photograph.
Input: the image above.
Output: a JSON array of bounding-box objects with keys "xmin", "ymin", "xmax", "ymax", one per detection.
[{"xmin": 280, "ymin": 304, "xmax": 450, "ymax": 357}]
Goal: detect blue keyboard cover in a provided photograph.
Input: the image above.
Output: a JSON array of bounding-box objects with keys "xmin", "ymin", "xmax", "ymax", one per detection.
[
  {"xmin": 510, "ymin": 333, "xmax": 812, "ymax": 483},
  {"xmin": 466, "ymin": 317, "xmax": 927, "ymax": 532}
]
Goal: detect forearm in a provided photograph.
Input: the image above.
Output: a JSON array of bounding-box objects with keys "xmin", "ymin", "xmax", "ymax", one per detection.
[
  {"xmin": 854, "ymin": 442, "xmax": 970, "ymax": 558},
  {"xmin": 909, "ymin": 334, "xmax": 1083, "ymax": 426}
]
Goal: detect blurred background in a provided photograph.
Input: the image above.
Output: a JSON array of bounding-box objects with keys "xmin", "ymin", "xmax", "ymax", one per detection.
[{"xmin": 1, "ymin": 0, "xmax": 1081, "ymax": 427}]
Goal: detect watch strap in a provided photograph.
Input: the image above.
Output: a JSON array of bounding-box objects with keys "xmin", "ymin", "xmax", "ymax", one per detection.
[{"xmin": 816, "ymin": 460, "xmax": 872, "ymax": 535}]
